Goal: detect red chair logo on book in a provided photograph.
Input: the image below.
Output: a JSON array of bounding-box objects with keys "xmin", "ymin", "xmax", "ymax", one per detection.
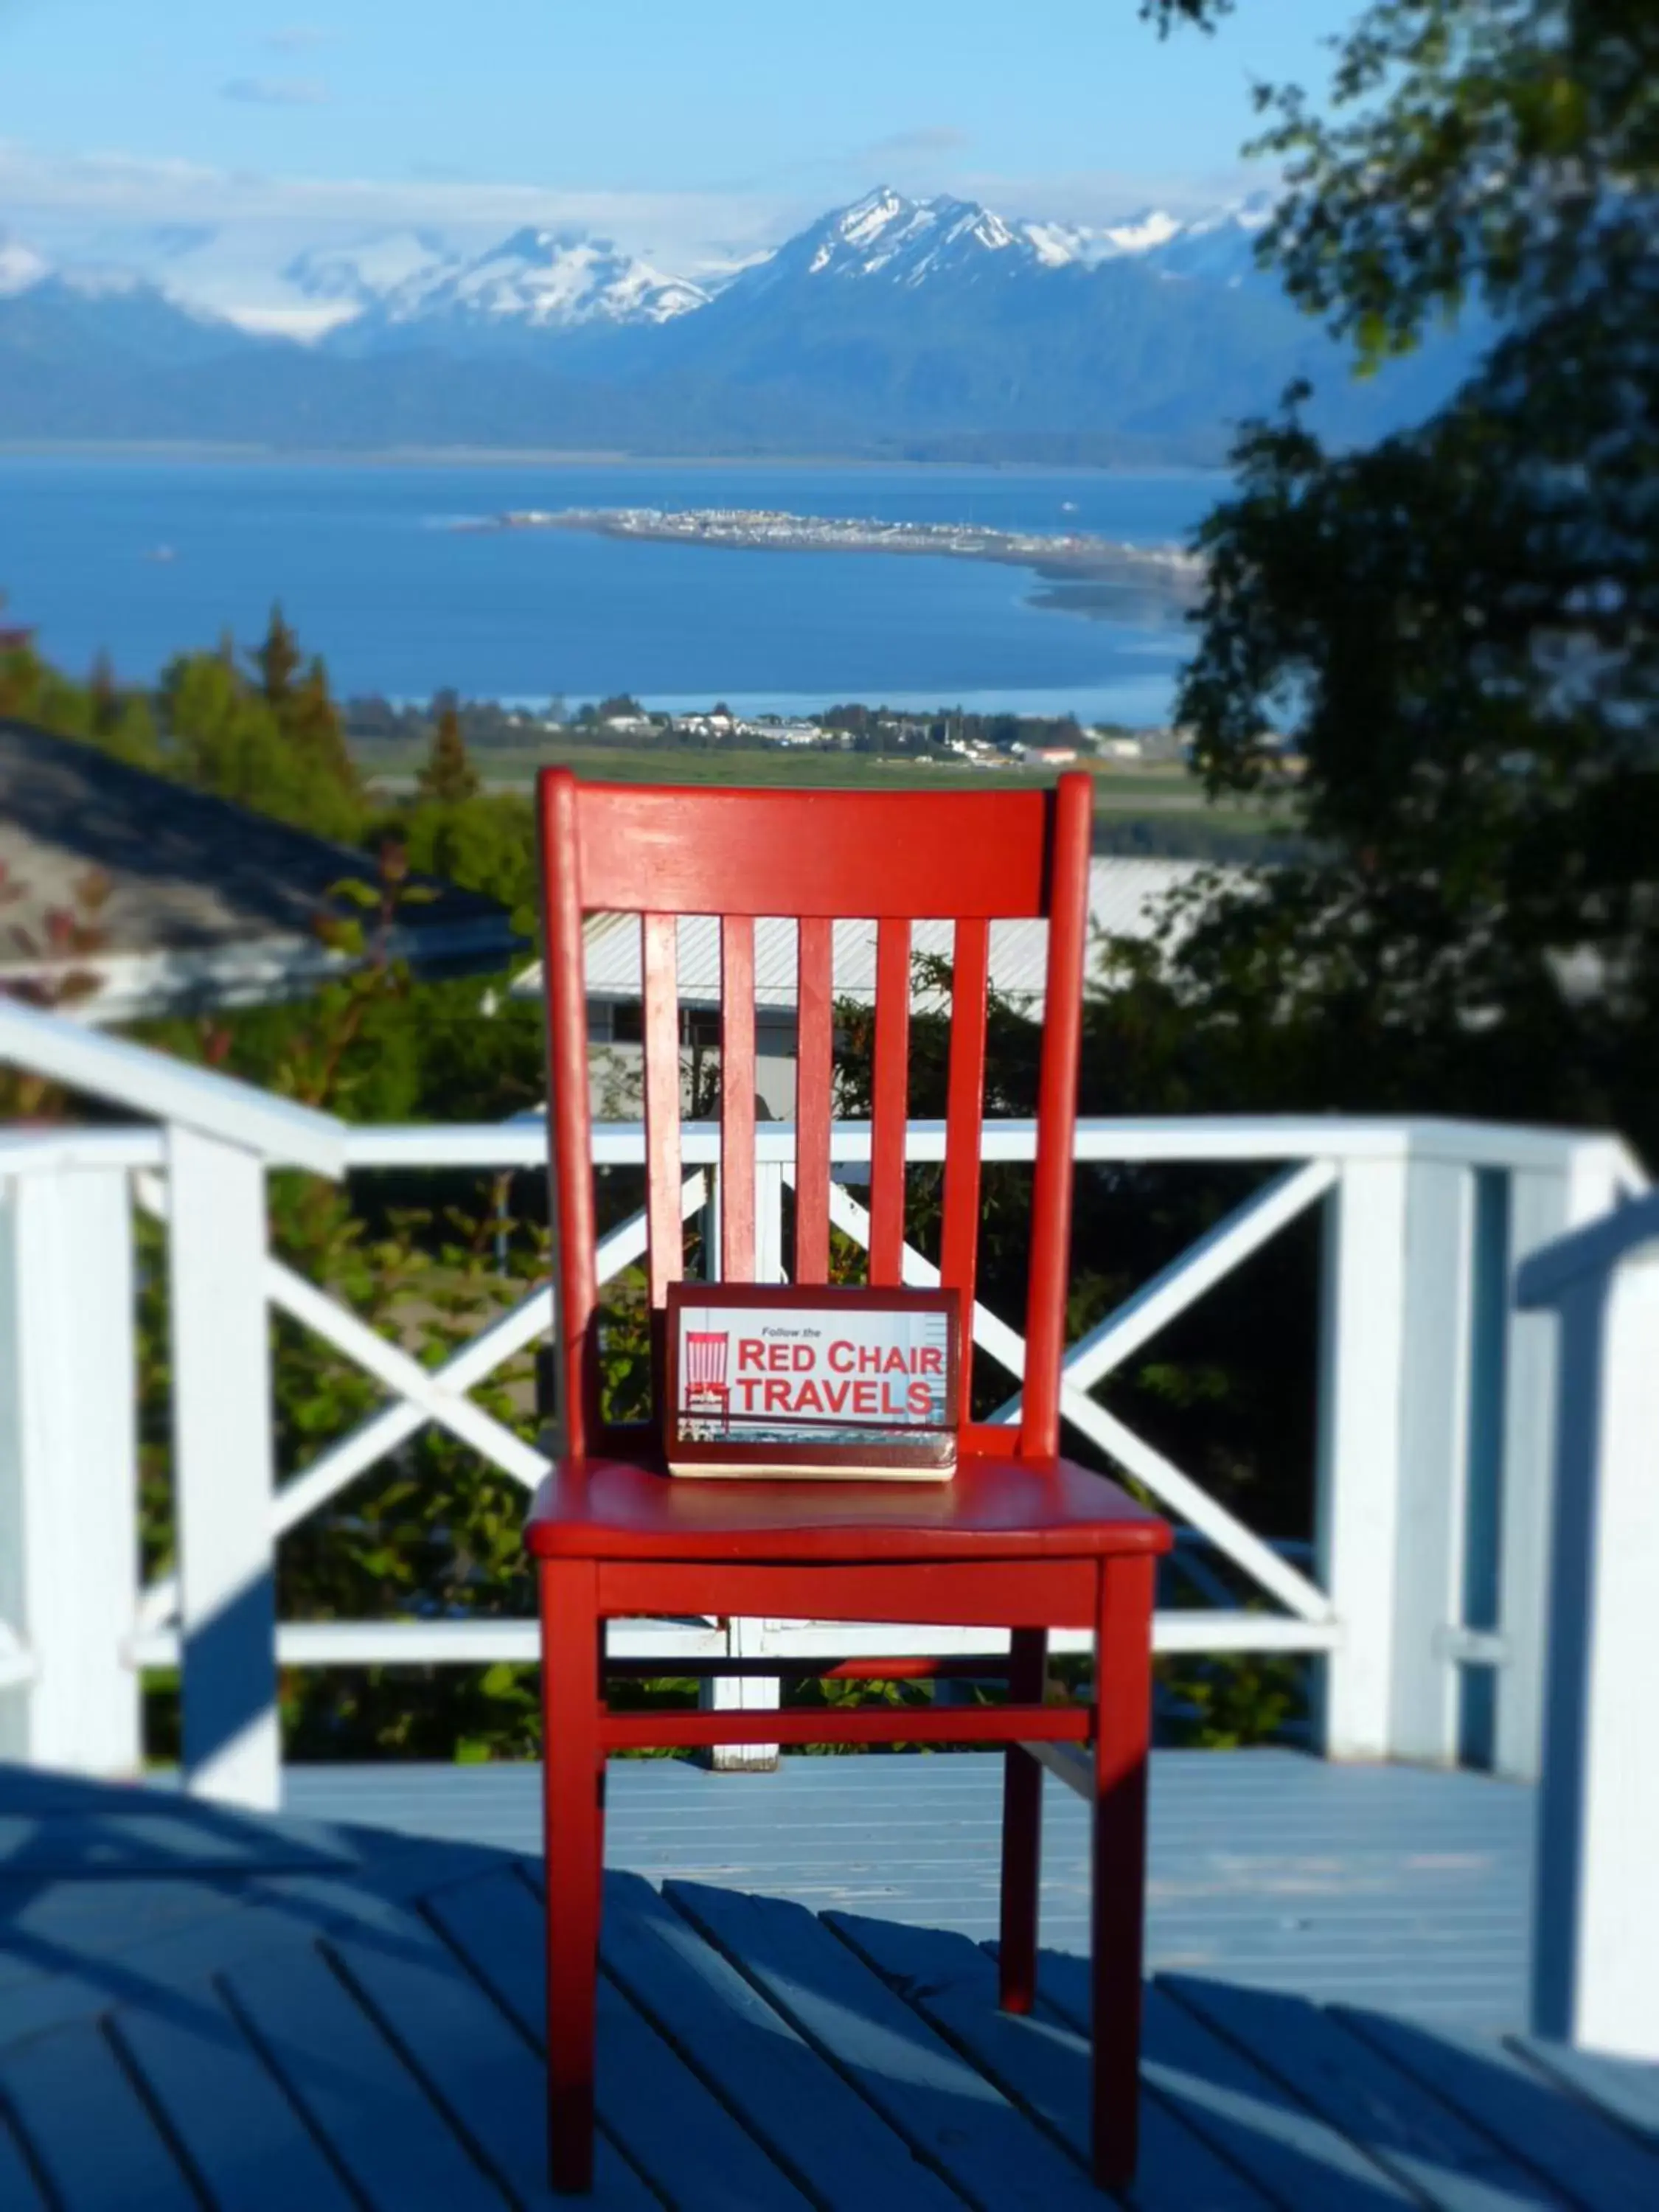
[{"xmin": 684, "ymin": 1329, "xmax": 730, "ymax": 1418}]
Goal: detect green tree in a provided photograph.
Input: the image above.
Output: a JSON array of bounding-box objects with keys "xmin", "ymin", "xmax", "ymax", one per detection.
[
  {"xmin": 161, "ymin": 643, "xmax": 361, "ymax": 840},
  {"xmin": 251, "ymin": 603, "xmax": 303, "ymax": 706},
  {"xmin": 419, "ymin": 703, "xmax": 481, "ymax": 804},
  {"xmin": 1131, "ymin": 0, "xmax": 1659, "ymax": 1160},
  {"xmin": 284, "ymin": 653, "xmax": 362, "ymax": 816}
]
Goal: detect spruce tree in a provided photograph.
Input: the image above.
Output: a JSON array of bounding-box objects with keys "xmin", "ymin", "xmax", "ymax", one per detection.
[
  {"xmin": 251, "ymin": 604, "xmax": 302, "ymax": 706},
  {"xmin": 285, "ymin": 655, "xmax": 360, "ymax": 790},
  {"xmin": 419, "ymin": 703, "xmax": 481, "ymax": 804}
]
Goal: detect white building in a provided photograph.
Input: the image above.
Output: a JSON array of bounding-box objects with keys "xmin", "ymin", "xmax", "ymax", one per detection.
[{"xmin": 514, "ymin": 855, "xmax": 1237, "ymax": 1120}]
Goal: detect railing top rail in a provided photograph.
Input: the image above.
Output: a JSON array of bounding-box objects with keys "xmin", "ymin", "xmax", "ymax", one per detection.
[
  {"xmin": 0, "ymin": 995, "xmax": 344, "ymax": 1175},
  {"xmin": 1519, "ymin": 1187, "xmax": 1659, "ymax": 1307},
  {"xmin": 336, "ymin": 1114, "xmax": 1632, "ymax": 1177},
  {"xmin": 0, "ymin": 982, "xmax": 1638, "ymax": 1186},
  {"xmin": 0, "ymin": 1127, "xmax": 167, "ymax": 1175}
]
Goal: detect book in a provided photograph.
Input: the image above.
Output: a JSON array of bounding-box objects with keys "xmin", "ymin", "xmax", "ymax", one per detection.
[{"xmin": 664, "ymin": 1284, "xmax": 961, "ymax": 1481}]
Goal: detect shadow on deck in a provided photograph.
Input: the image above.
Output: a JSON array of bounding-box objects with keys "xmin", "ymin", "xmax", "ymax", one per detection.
[{"xmin": 1, "ymin": 1755, "xmax": 1658, "ymax": 2210}]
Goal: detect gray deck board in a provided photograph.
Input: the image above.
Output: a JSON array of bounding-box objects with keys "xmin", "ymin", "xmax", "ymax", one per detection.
[
  {"xmin": 284, "ymin": 1748, "xmax": 1534, "ymax": 2028},
  {"xmin": 428, "ymin": 1862, "xmax": 813, "ymax": 2212},
  {"xmin": 1164, "ymin": 1977, "xmax": 1571, "ymax": 2212},
  {"xmin": 110, "ymin": 1989, "xmax": 362, "ymax": 2212},
  {"xmin": 1509, "ymin": 2039, "xmax": 1659, "ymax": 2147},
  {"xmin": 0, "ymin": 2111, "xmax": 52, "ymax": 2212},
  {"xmin": 828, "ymin": 1906, "xmax": 1275, "ymax": 2212},
  {"xmin": 603, "ymin": 1866, "xmax": 964, "ymax": 2212},
  {"xmin": 1337, "ymin": 2008, "xmax": 1659, "ymax": 2212},
  {"xmin": 0, "ymin": 2017, "xmax": 204, "ymax": 2211},
  {"xmin": 1032, "ymin": 1950, "xmax": 1417, "ymax": 2211},
  {"xmin": 3, "ymin": 1750, "xmax": 1655, "ymax": 2211},
  {"xmin": 326, "ymin": 1913, "xmax": 659, "ymax": 2210},
  {"xmin": 220, "ymin": 1939, "xmax": 514, "ymax": 2212},
  {"xmin": 0, "ymin": 1839, "xmax": 501, "ymax": 2047},
  {"xmin": 669, "ymin": 1877, "xmax": 1108, "ymax": 2212}
]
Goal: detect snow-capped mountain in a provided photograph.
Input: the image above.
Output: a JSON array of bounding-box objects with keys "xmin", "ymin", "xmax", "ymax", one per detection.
[
  {"xmin": 1021, "ymin": 193, "xmax": 1275, "ymax": 279},
  {"xmin": 0, "ymin": 182, "xmax": 1481, "ymax": 457},
  {"xmin": 737, "ymin": 188, "xmax": 1026, "ymax": 294},
  {"xmin": 717, "ymin": 187, "xmax": 1276, "ymax": 305},
  {"xmin": 283, "ymin": 230, "xmax": 459, "ymax": 313},
  {"xmin": 312, "ymin": 227, "xmax": 715, "ymax": 351},
  {"xmin": 0, "ymin": 189, "xmax": 1279, "ymax": 347}
]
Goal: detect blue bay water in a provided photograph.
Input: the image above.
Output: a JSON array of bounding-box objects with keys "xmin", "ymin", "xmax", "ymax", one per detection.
[{"xmin": 0, "ymin": 455, "xmax": 1220, "ymax": 723}]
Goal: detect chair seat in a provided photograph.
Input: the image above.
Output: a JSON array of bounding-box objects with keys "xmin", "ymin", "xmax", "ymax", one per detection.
[{"xmin": 525, "ymin": 1449, "xmax": 1172, "ymax": 1562}]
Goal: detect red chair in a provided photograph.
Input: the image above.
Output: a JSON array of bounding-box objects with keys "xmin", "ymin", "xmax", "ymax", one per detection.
[{"xmin": 528, "ymin": 769, "xmax": 1172, "ymax": 2194}]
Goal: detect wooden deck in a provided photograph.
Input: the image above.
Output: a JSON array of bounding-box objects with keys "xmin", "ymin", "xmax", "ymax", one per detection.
[{"xmin": 3, "ymin": 1751, "xmax": 1658, "ymax": 2210}]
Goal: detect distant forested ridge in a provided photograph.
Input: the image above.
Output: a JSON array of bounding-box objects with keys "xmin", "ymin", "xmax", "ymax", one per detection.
[{"xmin": 0, "ymin": 189, "xmax": 1481, "ymax": 462}]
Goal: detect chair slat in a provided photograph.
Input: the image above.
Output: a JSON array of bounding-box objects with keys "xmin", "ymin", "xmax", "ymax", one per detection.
[
  {"xmin": 940, "ymin": 916, "xmax": 990, "ymax": 1334},
  {"xmin": 720, "ymin": 916, "xmax": 757, "ymax": 1283},
  {"xmin": 642, "ymin": 914, "xmax": 684, "ymax": 1307},
  {"xmin": 540, "ymin": 768, "xmax": 601, "ymax": 1454},
  {"xmin": 869, "ymin": 919, "xmax": 911, "ymax": 1286},
  {"xmin": 795, "ymin": 917, "xmax": 834, "ymax": 1284},
  {"xmin": 1022, "ymin": 775, "xmax": 1093, "ymax": 1458}
]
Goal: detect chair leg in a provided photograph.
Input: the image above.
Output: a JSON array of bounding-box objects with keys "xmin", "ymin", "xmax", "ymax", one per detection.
[
  {"xmin": 1091, "ymin": 1555, "xmax": 1155, "ymax": 2193},
  {"xmin": 998, "ymin": 1627, "xmax": 1048, "ymax": 2013},
  {"xmin": 540, "ymin": 1558, "xmax": 604, "ymax": 2195}
]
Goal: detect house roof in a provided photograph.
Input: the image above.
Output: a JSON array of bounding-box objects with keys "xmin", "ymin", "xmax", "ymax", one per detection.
[
  {"xmin": 512, "ymin": 856, "xmax": 1231, "ymax": 1015},
  {"xmin": 0, "ymin": 719, "xmax": 521, "ymax": 1023}
]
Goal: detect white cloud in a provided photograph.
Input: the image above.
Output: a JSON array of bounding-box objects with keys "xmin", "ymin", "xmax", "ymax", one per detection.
[
  {"xmin": 0, "ymin": 139, "xmax": 799, "ymax": 321},
  {"xmin": 866, "ymin": 127, "xmax": 973, "ymax": 159},
  {"xmin": 0, "ymin": 140, "xmax": 784, "ymax": 254},
  {"xmin": 221, "ymin": 77, "xmax": 330, "ymax": 108}
]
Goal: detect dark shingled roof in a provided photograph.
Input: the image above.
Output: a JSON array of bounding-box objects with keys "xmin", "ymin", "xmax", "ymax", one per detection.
[{"xmin": 0, "ymin": 718, "xmax": 522, "ymax": 1018}]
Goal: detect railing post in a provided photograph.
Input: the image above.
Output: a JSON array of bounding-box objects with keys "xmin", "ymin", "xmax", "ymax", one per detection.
[
  {"xmin": 168, "ymin": 1127, "xmax": 281, "ymax": 1809},
  {"xmin": 1492, "ymin": 1143, "xmax": 1627, "ymax": 1781},
  {"xmin": 1315, "ymin": 1154, "xmax": 1411, "ymax": 1759},
  {"xmin": 1388, "ymin": 1150, "xmax": 1479, "ymax": 1766},
  {"xmin": 1520, "ymin": 1197, "xmax": 1659, "ymax": 2058},
  {"xmin": 754, "ymin": 1158, "xmax": 786, "ymax": 1285},
  {"xmin": 0, "ymin": 1164, "xmax": 142, "ymax": 1774},
  {"xmin": 704, "ymin": 1159, "xmax": 785, "ymax": 1768}
]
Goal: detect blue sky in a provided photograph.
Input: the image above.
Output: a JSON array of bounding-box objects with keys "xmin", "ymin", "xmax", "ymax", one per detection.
[{"xmin": 0, "ymin": 1, "xmax": 1360, "ymax": 309}]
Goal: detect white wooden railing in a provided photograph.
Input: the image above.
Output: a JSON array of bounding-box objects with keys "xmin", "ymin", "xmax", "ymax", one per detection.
[
  {"xmin": 0, "ymin": 994, "xmax": 1646, "ymax": 1818},
  {"xmin": 1518, "ymin": 1193, "xmax": 1659, "ymax": 2060}
]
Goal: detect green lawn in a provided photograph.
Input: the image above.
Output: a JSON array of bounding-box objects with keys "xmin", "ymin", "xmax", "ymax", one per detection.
[{"xmin": 353, "ymin": 740, "xmax": 1287, "ymax": 844}]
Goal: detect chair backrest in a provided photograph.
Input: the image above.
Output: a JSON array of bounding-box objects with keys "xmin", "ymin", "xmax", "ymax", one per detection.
[{"xmin": 538, "ymin": 771, "xmax": 1093, "ymax": 1464}]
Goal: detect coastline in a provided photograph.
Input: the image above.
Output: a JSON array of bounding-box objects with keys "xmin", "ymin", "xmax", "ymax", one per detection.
[{"xmin": 0, "ymin": 439, "xmax": 1225, "ymax": 481}]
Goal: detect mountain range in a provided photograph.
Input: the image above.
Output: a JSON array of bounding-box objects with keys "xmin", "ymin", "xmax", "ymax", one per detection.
[{"xmin": 0, "ymin": 187, "xmax": 1481, "ymax": 462}]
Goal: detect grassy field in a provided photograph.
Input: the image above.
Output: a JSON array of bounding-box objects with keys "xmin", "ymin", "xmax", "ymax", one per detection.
[
  {"xmin": 359, "ymin": 737, "xmax": 1263, "ymax": 808},
  {"xmin": 352, "ymin": 740, "xmax": 1294, "ymax": 848}
]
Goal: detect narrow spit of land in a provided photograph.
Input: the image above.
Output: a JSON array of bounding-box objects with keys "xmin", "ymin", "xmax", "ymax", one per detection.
[{"xmin": 452, "ymin": 504, "xmax": 1203, "ymax": 608}]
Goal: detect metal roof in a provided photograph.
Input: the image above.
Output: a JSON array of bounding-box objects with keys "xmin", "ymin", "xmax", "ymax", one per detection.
[
  {"xmin": 515, "ymin": 857, "xmax": 1231, "ymax": 1013},
  {"xmin": 0, "ymin": 719, "xmax": 523, "ymax": 1020}
]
